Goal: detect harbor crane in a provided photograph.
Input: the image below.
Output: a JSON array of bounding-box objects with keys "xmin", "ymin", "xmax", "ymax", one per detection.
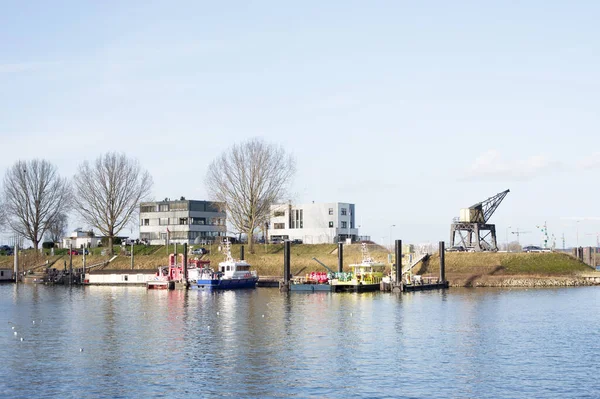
[{"xmin": 450, "ymin": 189, "xmax": 510, "ymax": 252}]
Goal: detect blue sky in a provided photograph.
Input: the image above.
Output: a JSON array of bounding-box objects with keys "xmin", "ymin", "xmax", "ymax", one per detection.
[{"xmin": 1, "ymin": 1, "xmax": 599, "ymax": 247}]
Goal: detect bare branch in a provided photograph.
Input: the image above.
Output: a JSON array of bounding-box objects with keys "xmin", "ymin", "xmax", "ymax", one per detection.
[
  {"xmin": 46, "ymin": 212, "xmax": 68, "ymax": 244},
  {"xmin": 73, "ymin": 153, "xmax": 153, "ymax": 254},
  {"xmin": 205, "ymin": 138, "xmax": 295, "ymax": 252}
]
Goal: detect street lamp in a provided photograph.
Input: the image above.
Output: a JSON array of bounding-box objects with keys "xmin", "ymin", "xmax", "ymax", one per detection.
[
  {"xmin": 506, "ymin": 226, "xmax": 511, "ymax": 253},
  {"xmin": 389, "ymin": 225, "xmax": 396, "ymax": 252}
]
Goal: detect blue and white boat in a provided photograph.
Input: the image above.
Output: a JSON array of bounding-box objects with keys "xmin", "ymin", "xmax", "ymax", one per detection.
[{"xmin": 188, "ymin": 240, "xmax": 258, "ymax": 290}]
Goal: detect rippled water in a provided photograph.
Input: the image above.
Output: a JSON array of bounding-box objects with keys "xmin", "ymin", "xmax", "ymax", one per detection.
[{"xmin": 1, "ymin": 285, "xmax": 600, "ymax": 398}]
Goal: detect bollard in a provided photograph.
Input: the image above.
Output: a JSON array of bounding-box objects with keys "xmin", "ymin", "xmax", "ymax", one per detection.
[
  {"xmin": 183, "ymin": 243, "xmax": 188, "ymax": 287},
  {"xmin": 69, "ymin": 243, "xmax": 73, "ymax": 285},
  {"xmin": 241, "ymin": 245, "xmax": 245, "ymax": 261},
  {"xmin": 338, "ymin": 242, "xmax": 343, "ymax": 273},
  {"xmin": 395, "ymin": 240, "xmax": 402, "ymax": 285},
  {"xmin": 284, "ymin": 240, "xmax": 291, "ymax": 283},
  {"xmin": 439, "ymin": 241, "xmax": 446, "ymax": 282}
]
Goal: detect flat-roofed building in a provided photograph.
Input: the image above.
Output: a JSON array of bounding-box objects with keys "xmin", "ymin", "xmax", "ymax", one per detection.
[
  {"xmin": 139, "ymin": 198, "xmax": 227, "ymax": 245},
  {"xmin": 268, "ymin": 202, "xmax": 358, "ymax": 244}
]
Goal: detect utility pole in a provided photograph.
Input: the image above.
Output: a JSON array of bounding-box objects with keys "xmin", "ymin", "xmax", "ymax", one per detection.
[{"xmin": 536, "ymin": 221, "xmax": 549, "ymax": 249}]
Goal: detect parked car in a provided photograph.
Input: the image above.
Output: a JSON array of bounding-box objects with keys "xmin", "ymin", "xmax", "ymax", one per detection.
[
  {"xmin": 446, "ymin": 245, "xmax": 466, "ymax": 252},
  {"xmin": 67, "ymin": 249, "xmax": 80, "ymax": 255},
  {"xmin": 523, "ymin": 246, "xmax": 543, "ymax": 253},
  {"xmin": 191, "ymin": 248, "xmax": 208, "ymax": 255},
  {"xmin": 292, "ymin": 239, "xmax": 303, "ymax": 244}
]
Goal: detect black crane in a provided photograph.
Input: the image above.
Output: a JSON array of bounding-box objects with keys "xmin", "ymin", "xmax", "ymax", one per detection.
[{"xmin": 450, "ymin": 189, "xmax": 510, "ymax": 252}]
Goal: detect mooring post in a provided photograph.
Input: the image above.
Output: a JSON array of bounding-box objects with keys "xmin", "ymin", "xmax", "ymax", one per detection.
[
  {"xmin": 395, "ymin": 240, "xmax": 402, "ymax": 284},
  {"xmin": 284, "ymin": 240, "xmax": 291, "ymax": 283},
  {"xmin": 69, "ymin": 243, "xmax": 73, "ymax": 285},
  {"xmin": 279, "ymin": 240, "xmax": 291, "ymax": 292},
  {"xmin": 338, "ymin": 242, "xmax": 343, "ymax": 273},
  {"xmin": 392, "ymin": 239, "xmax": 402, "ymax": 293},
  {"xmin": 240, "ymin": 245, "xmax": 245, "ymax": 261},
  {"xmin": 183, "ymin": 243, "xmax": 188, "ymax": 287},
  {"xmin": 13, "ymin": 238, "xmax": 18, "ymax": 283},
  {"xmin": 439, "ymin": 241, "xmax": 446, "ymax": 282}
]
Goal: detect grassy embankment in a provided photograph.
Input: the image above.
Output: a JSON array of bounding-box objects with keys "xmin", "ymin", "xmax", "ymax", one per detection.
[{"xmin": 415, "ymin": 251, "xmax": 595, "ymax": 286}]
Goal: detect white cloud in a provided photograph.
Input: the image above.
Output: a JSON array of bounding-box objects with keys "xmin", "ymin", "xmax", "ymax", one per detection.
[
  {"xmin": 464, "ymin": 150, "xmax": 562, "ymax": 181},
  {"xmin": 578, "ymin": 152, "xmax": 600, "ymax": 169}
]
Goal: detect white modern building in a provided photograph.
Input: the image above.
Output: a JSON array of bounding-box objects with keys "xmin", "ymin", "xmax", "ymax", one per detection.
[
  {"xmin": 139, "ymin": 198, "xmax": 227, "ymax": 245},
  {"xmin": 268, "ymin": 202, "xmax": 359, "ymax": 244},
  {"xmin": 62, "ymin": 228, "xmax": 103, "ymax": 249}
]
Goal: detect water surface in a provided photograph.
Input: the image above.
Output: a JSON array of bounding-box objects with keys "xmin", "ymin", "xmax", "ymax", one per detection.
[{"xmin": 1, "ymin": 285, "xmax": 599, "ymax": 398}]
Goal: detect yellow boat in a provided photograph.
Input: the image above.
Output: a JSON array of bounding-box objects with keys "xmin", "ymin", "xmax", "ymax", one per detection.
[{"xmin": 330, "ymin": 244, "xmax": 385, "ymax": 292}]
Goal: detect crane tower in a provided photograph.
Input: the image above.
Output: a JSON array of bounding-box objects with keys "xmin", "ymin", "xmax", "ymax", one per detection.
[{"xmin": 450, "ymin": 189, "xmax": 510, "ymax": 252}]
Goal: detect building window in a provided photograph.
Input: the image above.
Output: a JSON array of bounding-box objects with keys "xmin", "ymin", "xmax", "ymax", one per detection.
[
  {"xmin": 274, "ymin": 223, "xmax": 285, "ymax": 229},
  {"xmin": 0, "ymin": 271, "xmax": 3, "ymax": 277},
  {"xmin": 191, "ymin": 218, "xmax": 206, "ymax": 225},
  {"xmin": 329, "ymin": 221, "xmax": 334, "ymax": 228},
  {"xmin": 179, "ymin": 218, "xmax": 188, "ymax": 225},
  {"xmin": 159, "ymin": 218, "xmax": 168, "ymax": 225},
  {"xmin": 140, "ymin": 205, "xmax": 155, "ymax": 213},
  {"xmin": 159, "ymin": 204, "xmax": 169, "ymax": 212},
  {"xmin": 142, "ymin": 219, "xmax": 149, "ymax": 226},
  {"xmin": 291, "ymin": 209, "xmax": 303, "ymax": 229},
  {"xmin": 341, "ymin": 208, "xmax": 347, "ymax": 216},
  {"xmin": 328, "ymin": 208, "xmax": 333, "ymax": 215},
  {"xmin": 341, "ymin": 221, "xmax": 347, "ymax": 228},
  {"xmin": 274, "ymin": 211, "xmax": 285, "ymax": 217},
  {"xmin": 170, "ymin": 202, "xmax": 188, "ymax": 211}
]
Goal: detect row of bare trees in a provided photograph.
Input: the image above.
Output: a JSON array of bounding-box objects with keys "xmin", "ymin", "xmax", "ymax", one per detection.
[
  {"xmin": 0, "ymin": 139, "xmax": 295, "ymax": 255},
  {"xmin": 0, "ymin": 153, "xmax": 152, "ymax": 255}
]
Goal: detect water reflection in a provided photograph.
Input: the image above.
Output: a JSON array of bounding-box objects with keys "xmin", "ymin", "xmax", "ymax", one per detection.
[{"xmin": 2, "ymin": 286, "xmax": 600, "ymax": 398}]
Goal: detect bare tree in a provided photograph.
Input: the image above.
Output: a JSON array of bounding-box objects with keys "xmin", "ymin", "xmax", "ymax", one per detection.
[
  {"xmin": 73, "ymin": 152, "xmax": 153, "ymax": 255},
  {"xmin": 0, "ymin": 195, "xmax": 6, "ymax": 230},
  {"xmin": 206, "ymin": 138, "xmax": 295, "ymax": 253},
  {"xmin": 46, "ymin": 212, "xmax": 68, "ymax": 244},
  {"xmin": 2, "ymin": 159, "xmax": 71, "ymax": 250}
]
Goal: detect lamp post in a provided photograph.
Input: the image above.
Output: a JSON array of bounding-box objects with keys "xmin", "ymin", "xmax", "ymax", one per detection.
[
  {"xmin": 506, "ymin": 226, "xmax": 511, "ymax": 253},
  {"xmin": 389, "ymin": 225, "xmax": 396, "ymax": 252}
]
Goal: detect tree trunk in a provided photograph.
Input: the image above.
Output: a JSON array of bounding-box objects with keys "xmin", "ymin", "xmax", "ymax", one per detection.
[
  {"xmin": 108, "ymin": 236, "xmax": 113, "ymax": 256},
  {"xmin": 247, "ymin": 228, "xmax": 254, "ymax": 254}
]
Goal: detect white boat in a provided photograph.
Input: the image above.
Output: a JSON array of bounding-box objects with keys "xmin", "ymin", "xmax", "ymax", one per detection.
[{"xmin": 188, "ymin": 240, "xmax": 258, "ymax": 290}]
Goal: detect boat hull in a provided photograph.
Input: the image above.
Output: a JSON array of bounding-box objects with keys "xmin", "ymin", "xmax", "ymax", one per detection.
[
  {"xmin": 330, "ymin": 282, "xmax": 381, "ymax": 292},
  {"xmin": 290, "ymin": 283, "xmax": 333, "ymax": 292},
  {"xmin": 189, "ymin": 277, "xmax": 258, "ymax": 290}
]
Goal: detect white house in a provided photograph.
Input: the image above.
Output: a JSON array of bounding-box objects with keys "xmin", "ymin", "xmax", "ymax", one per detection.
[
  {"xmin": 268, "ymin": 202, "xmax": 359, "ymax": 244},
  {"xmin": 62, "ymin": 228, "xmax": 103, "ymax": 249}
]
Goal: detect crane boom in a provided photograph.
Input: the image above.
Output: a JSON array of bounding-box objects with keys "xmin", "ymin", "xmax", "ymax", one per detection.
[{"xmin": 469, "ymin": 189, "xmax": 510, "ymax": 224}]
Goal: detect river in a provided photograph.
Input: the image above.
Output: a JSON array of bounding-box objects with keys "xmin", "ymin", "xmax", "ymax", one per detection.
[{"xmin": 1, "ymin": 285, "xmax": 599, "ymax": 398}]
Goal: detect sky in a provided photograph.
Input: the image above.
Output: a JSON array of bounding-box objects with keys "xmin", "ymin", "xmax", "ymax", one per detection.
[{"xmin": 1, "ymin": 1, "xmax": 599, "ymax": 248}]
